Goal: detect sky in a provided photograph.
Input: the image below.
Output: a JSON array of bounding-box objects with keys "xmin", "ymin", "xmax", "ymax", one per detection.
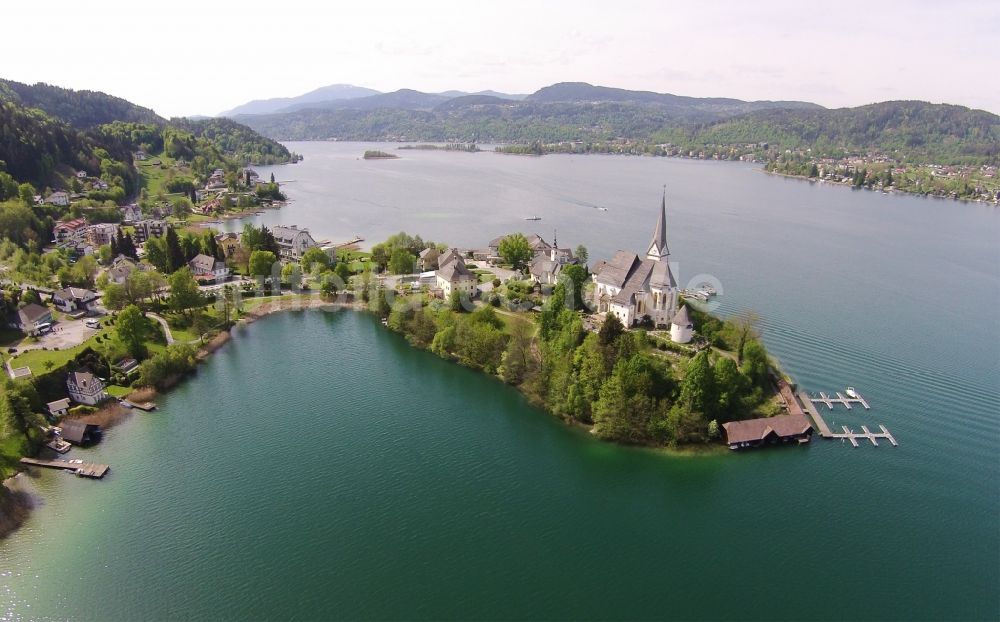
[{"xmin": 3, "ymin": 0, "xmax": 998, "ymax": 117}]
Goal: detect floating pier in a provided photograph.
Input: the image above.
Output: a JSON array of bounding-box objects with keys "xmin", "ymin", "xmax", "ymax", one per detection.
[
  {"xmin": 810, "ymin": 391, "xmax": 870, "ymax": 410},
  {"xmin": 20, "ymin": 457, "xmax": 110, "ymax": 479},
  {"xmin": 831, "ymin": 425, "xmax": 897, "ymax": 447},
  {"xmin": 796, "ymin": 391, "xmax": 896, "ymax": 448}
]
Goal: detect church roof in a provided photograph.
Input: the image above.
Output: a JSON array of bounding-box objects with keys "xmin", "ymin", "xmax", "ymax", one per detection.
[{"xmin": 646, "ymin": 191, "xmax": 670, "ymax": 259}]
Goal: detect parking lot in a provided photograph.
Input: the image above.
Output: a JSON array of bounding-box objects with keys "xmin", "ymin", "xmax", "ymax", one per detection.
[{"xmin": 13, "ymin": 317, "xmax": 103, "ymax": 353}]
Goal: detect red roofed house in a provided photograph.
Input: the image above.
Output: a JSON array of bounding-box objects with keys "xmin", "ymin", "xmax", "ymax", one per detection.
[{"xmin": 722, "ymin": 414, "xmax": 813, "ymax": 450}]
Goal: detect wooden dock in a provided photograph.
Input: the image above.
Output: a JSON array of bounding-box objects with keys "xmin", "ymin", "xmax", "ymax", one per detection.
[
  {"xmin": 123, "ymin": 400, "xmax": 157, "ymax": 411},
  {"xmin": 810, "ymin": 390, "xmax": 870, "ymax": 410},
  {"xmin": 20, "ymin": 457, "xmax": 110, "ymax": 479},
  {"xmin": 798, "ymin": 391, "xmax": 834, "ymax": 437}
]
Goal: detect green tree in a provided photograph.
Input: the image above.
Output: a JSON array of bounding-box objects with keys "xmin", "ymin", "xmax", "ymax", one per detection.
[
  {"xmin": 679, "ymin": 351, "xmax": 717, "ymax": 416},
  {"xmin": 17, "ymin": 183, "xmax": 35, "ymax": 206},
  {"xmin": 740, "ymin": 339, "xmax": 769, "ymax": 389},
  {"xmin": 388, "ymin": 247, "xmax": 415, "ymax": 275},
  {"xmin": 300, "ymin": 246, "xmax": 331, "ymax": 272},
  {"xmin": 498, "ymin": 233, "xmax": 532, "ymax": 270},
  {"xmin": 168, "ymin": 267, "xmax": 201, "ymax": 316},
  {"xmin": 248, "ymin": 250, "xmax": 277, "ymax": 277},
  {"xmin": 145, "ymin": 236, "xmax": 168, "ymax": 272},
  {"xmin": 574, "ymin": 244, "xmax": 588, "ymax": 264},
  {"xmin": 165, "ymin": 227, "xmax": 185, "ymax": 273},
  {"xmin": 713, "ymin": 357, "xmax": 745, "ymax": 420},
  {"xmin": 116, "ymin": 304, "xmax": 147, "ymax": 359},
  {"xmin": 598, "ymin": 313, "xmax": 624, "ymax": 346}
]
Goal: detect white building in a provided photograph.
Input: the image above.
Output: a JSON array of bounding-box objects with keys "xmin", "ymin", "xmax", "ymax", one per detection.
[
  {"xmin": 52, "ymin": 287, "xmax": 98, "ymax": 314},
  {"xmin": 188, "ymin": 254, "xmax": 230, "ymax": 283},
  {"xmin": 47, "ymin": 191, "xmax": 70, "ymax": 206},
  {"xmin": 669, "ymin": 305, "xmax": 694, "ymax": 343},
  {"xmin": 66, "ymin": 370, "xmax": 108, "ymax": 406},
  {"xmin": 270, "ymin": 225, "xmax": 317, "ymax": 260},
  {"xmin": 592, "ymin": 193, "xmax": 678, "ymax": 327},
  {"xmin": 435, "ymin": 251, "xmax": 478, "ymax": 298}
]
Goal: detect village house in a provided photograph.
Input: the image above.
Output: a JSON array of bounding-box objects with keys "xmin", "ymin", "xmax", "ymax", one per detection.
[
  {"xmin": 270, "ymin": 225, "xmax": 318, "ymax": 260},
  {"xmin": 51, "ymin": 287, "xmax": 98, "ymax": 314},
  {"xmin": 435, "ymin": 251, "xmax": 478, "ymax": 298},
  {"xmin": 53, "ymin": 218, "xmax": 88, "ymax": 243},
  {"xmin": 592, "ymin": 193, "xmax": 678, "ymax": 330},
  {"xmin": 120, "ymin": 203, "xmax": 141, "ymax": 223},
  {"xmin": 75, "ymin": 170, "xmax": 88, "ymax": 179},
  {"xmin": 188, "ymin": 253, "xmax": 230, "ymax": 283},
  {"xmin": 133, "ymin": 219, "xmax": 168, "ymax": 244},
  {"xmin": 107, "ymin": 255, "xmax": 139, "ymax": 284},
  {"xmin": 85, "ymin": 223, "xmax": 119, "ymax": 247},
  {"xmin": 721, "ymin": 413, "xmax": 813, "ymax": 450},
  {"xmin": 46, "ymin": 191, "xmax": 70, "ymax": 206},
  {"xmin": 215, "ymin": 232, "xmax": 240, "ymax": 258},
  {"xmin": 15, "ymin": 303, "xmax": 53, "ymax": 334},
  {"xmin": 66, "ymin": 370, "xmax": 108, "ymax": 406},
  {"xmin": 134, "ymin": 150, "xmax": 147, "ymax": 161},
  {"xmin": 418, "ymin": 247, "xmax": 441, "ymax": 271},
  {"xmin": 46, "ymin": 398, "xmax": 71, "ymax": 418}
]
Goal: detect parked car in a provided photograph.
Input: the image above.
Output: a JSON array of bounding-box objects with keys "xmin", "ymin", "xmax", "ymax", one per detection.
[{"xmin": 85, "ymin": 319, "xmax": 101, "ymax": 329}]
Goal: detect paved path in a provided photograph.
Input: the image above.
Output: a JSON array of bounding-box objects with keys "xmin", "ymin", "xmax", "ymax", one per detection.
[{"xmin": 147, "ymin": 313, "xmax": 175, "ymax": 344}]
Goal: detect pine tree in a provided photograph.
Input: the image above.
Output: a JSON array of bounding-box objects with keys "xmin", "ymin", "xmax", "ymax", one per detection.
[{"xmin": 165, "ymin": 227, "xmax": 185, "ymax": 273}]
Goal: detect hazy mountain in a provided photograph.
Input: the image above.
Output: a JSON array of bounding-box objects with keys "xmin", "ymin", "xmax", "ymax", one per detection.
[
  {"xmin": 220, "ymin": 84, "xmax": 381, "ymax": 116},
  {"xmin": 528, "ymin": 82, "xmax": 821, "ymax": 114},
  {"xmin": 275, "ymin": 89, "xmax": 451, "ymax": 113},
  {"xmin": 436, "ymin": 90, "xmax": 527, "ymax": 100}
]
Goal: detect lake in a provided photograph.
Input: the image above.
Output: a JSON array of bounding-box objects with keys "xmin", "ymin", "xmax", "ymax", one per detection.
[{"xmin": 2, "ymin": 143, "xmax": 997, "ymax": 620}]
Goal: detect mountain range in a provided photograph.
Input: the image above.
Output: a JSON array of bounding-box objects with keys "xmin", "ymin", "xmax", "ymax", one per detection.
[{"xmin": 223, "ymin": 82, "xmax": 999, "ymax": 164}]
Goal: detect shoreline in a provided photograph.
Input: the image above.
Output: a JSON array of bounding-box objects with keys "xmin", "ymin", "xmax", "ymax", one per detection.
[
  {"xmin": 761, "ymin": 168, "xmax": 1000, "ymax": 206},
  {"xmin": 0, "ymin": 293, "xmax": 749, "ymax": 540}
]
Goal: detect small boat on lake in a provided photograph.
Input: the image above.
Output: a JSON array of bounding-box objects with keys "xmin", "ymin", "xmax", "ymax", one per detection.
[
  {"xmin": 846, "ymin": 387, "xmax": 858, "ymax": 398},
  {"xmin": 525, "ymin": 216, "xmax": 542, "ymax": 221}
]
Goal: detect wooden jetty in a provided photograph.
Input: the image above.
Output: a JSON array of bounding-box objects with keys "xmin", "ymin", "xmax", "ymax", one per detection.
[
  {"xmin": 123, "ymin": 400, "xmax": 157, "ymax": 411},
  {"xmin": 810, "ymin": 390, "xmax": 870, "ymax": 410},
  {"xmin": 333, "ymin": 235, "xmax": 364, "ymax": 248},
  {"xmin": 20, "ymin": 457, "xmax": 110, "ymax": 479},
  {"xmin": 798, "ymin": 391, "xmax": 833, "ymax": 437}
]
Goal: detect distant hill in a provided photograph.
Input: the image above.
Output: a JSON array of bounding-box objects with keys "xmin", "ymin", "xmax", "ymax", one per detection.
[
  {"xmin": 236, "ymin": 82, "xmax": 999, "ymax": 165},
  {"xmin": 220, "ymin": 84, "xmax": 381, "ymax": 116},
  {"xmin": 274, "ymin": 89, "xmax": 451, "ymax": 113},
  {"xmin": 0, "ymin": 78, "xmax": 293, "ymax": 196},
  {"xmin": 436, "ymin": 90, "xmax": 527, "ymax": 101},
  {"xmin": 0, "ymin": 78, "xmax": 161, "ymax": 128}
]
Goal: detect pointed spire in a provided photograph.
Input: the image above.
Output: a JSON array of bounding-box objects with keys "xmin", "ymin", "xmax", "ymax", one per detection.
[{"xmin": 646, "ymin": 186, "xmax": 669, "ymax": 261}]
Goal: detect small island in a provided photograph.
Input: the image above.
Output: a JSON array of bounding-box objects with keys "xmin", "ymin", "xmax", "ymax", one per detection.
[{"xmin": 363, "ymin": 150, "xmax": 399, "ymax": 160}]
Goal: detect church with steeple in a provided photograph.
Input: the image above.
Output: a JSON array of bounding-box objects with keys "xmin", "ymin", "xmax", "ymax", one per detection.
[{"xmin": 591, "ymin": 191, "xmax": 679, "ymax": 329}]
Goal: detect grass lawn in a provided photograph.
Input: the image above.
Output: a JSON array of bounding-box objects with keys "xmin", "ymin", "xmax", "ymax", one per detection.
[
  {"xmin": 106, "ymin": 385, "xmax": 132, "ymax": 398},
  {"xmin": 8, "ymin": 326, "xmax": 114, "ymax": 374}
]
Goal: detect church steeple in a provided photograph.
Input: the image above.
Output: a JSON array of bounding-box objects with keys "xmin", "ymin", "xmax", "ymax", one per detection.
[{"xmin": 646, "ymin": 186, "xmax": 670, "ymax": 262}]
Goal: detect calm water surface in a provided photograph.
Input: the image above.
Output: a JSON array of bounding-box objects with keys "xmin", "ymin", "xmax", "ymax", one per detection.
[{"xmin": 1, "ymin": 143, "xmax": 997, "ymax": 620}]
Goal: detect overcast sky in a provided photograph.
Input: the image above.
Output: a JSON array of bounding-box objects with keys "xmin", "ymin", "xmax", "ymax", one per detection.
[{"xmin": 3, "ymin": 0, "xmax": 997, "ymax": 117}]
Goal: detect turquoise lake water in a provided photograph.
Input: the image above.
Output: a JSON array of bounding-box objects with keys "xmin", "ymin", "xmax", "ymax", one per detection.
[{"xmin": 1, "ymin": 143, "xmax": 997, "ymax": 620}]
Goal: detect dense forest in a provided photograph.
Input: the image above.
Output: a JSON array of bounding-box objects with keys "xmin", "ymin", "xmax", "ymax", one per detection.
[{"xmin": 235, "ymin": 83, "xmax": 999, "ymax": 165}]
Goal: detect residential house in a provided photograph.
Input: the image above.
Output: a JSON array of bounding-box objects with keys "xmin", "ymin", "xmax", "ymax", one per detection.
[
  {"xmin": 66, "ymin": 370, "xmax": 108, "ymax": 406},
  {"xmin": 75, "ymin": 170, "xmax": 88, "ymax": 179},
  {"xmin": 46, "ymin": 398, "xmax": 71, "ymax": 418},
  {"xmin": 188, "ymin": 253, "xmax": 229, "ymax": 283},
  {"xmin": 435, "ymin": 252, "xmax": 478, "ymax": 298},
  {"xmin": 133, "ymin": 219, "xmax": 168, "ymax": 244},
  {"xmin": 270, "ymin": 225, "xmax": 318, "ymax": 260},
  {"xmin": 592, "ymin": 194, "xmax": 678, "ymax": 328},
  {"xmin": 215, "ymin": 233, "xmax": 240, "ymax": 258},
  {"xmin": 418, "ymin": 247, "xmax": 441, "ymax": 271},
  {"xmin": 107, "ymin": 255, "xmax": 139, "ymax": 284},
  {"xmin": 721, "ymin": 414, "xmax": 813, "ymax": 450},
  {"xmin": 120, "ymin": 203, "xmax": 142, "ymax": 223},
  {"xmin": 85, "ymin": 223, "xmax": 119, "ymax": 247},
  {"xmin": 53, "ymin": 218, "xmax": 88, "ymax": 243},
  {"xmin": 92, "ymin": 179, "xmax": 109, "ymax": 191},
  {"xmin": 529, "ymin": 254, "xmax": 562, "ymax": 285},
  {"xmin": 16, "ymin": 303, "xmax": 53, "ymax": 334},
  {"xmin": 51, "ymin": 287, "xmax": 98, "ymax": 314},
  {"xmin": 59, "ymin": 420, "xmax": 101, "ymax": 446},
  {"xmin": 134, "ymin": 150, "xmax": 147, "ymax": 161},
  {"xmin": 47, "ymin": 191, "xmax": 70, "ymax": 206}
]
